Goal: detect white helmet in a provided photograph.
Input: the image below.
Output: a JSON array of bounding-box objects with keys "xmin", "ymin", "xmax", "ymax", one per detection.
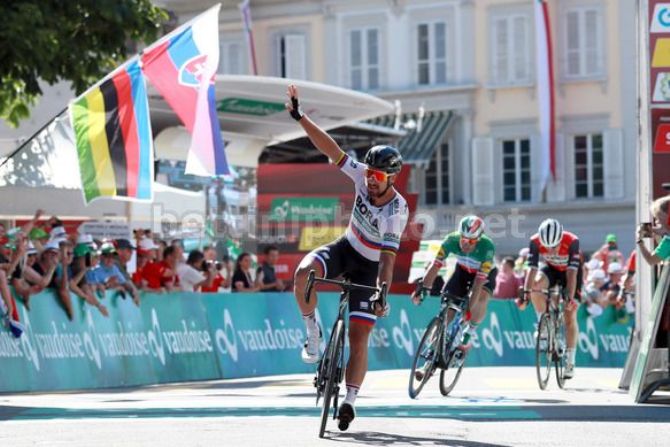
[
  {"xmin": 459, "ymin": 215, "xmax": 485, "ymax": 239},
  {"xmin": 538, "ymin": 218, "xmax": 563, "ymax": 248}
]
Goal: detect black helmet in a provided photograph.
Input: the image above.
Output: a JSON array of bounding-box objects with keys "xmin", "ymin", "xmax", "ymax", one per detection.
[{"xmin": 363, "ymin": 145, "xmax": 403, "ymax": 174}]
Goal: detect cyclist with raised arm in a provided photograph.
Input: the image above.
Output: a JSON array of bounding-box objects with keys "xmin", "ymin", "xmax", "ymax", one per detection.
[
  {"xmin": 287, "ymin": 85, "xmax": 409, "ymax": 431},
  {"xmin": 518, "ymin": 218, "xmax": 583, "ymax": 379},
  {"xmin": 410, "ymin": 216, "xmax": 497, "ymax": 363}
]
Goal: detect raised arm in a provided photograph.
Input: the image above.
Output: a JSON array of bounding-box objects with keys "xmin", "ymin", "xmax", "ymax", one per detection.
[{"xmin": 285, "ymin": 84, "xmax": 346, "ymax": 164}]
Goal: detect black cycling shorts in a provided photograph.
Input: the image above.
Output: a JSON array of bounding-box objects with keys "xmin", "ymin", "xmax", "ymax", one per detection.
[
  {"xmin": 444, "ymin": 266, "xmax": 498, "ymax": 298},
  {"xmin": 308, "ymin": 237, "xmax": 379, "ymax": 326},
  {"xmin": 538, "ymin": 264, "xmax": 584, "ymax": 299}
]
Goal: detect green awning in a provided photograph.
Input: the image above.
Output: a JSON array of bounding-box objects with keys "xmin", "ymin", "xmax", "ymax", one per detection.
[{"xmin": 366, "ymin": 111, "xmax": 453, "ymax": 164}]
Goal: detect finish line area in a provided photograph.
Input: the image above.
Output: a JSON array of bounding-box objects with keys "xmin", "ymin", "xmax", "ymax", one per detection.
[{"xmin": 1, "ymin": 367, "xmax": 668, "ymax": 446}]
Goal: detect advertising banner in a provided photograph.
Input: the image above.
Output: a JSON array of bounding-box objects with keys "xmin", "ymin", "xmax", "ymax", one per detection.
[{"xmin": 0, "ymin": 291, "xmax": 632, "ymax": 392}]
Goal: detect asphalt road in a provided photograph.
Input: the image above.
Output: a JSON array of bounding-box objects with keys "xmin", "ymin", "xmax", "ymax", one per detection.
[{"xmin": 1, "ymin": 367, "xmax": 669, "ymax": 446}]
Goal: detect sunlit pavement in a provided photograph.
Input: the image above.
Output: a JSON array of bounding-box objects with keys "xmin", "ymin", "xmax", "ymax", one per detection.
[{"xmin": 1, "ymin": 367, "xmax": 669, "ymax": 446}]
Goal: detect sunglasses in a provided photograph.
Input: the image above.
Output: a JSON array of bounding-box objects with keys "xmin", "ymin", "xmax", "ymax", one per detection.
[
  {"xmin": 460, "ymin": 236, "xmax": 479, "ymax": 245},
  {"xmin": 365, "ymin": 168, "xmax": 390, "ymax": 182}
]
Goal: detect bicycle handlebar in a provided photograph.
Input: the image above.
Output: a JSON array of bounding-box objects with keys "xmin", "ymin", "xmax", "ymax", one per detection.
[{"xmin": 304, "ymin": 270, "xmax": 387, "ymax": 305}]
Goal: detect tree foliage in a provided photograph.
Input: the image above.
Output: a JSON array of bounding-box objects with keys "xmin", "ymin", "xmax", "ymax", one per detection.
[{"xmin": 0, "ymin": 0, "xmax": 168, "ymax": 127}]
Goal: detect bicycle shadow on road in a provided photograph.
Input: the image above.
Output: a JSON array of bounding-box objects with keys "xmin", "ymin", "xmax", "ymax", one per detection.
[{"xmin": 328, "ymin": 430, "xmax": 509, "ymax": 446}]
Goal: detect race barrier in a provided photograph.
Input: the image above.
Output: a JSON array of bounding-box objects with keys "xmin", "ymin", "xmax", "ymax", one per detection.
[{"xmin": 0, "ymin": 291, "xmax": 632, "ymax": 392}]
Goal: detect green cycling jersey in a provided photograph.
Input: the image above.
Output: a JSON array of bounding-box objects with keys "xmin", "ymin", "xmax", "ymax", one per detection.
[{"xmin": 434, "ymin": 232, "xmax": 495, "ymax": 275}]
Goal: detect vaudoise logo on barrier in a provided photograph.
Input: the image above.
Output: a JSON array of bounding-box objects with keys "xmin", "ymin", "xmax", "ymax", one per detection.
[{"xmin": 0, "ymin": 306, "xmax": 214, "ymax": 373}]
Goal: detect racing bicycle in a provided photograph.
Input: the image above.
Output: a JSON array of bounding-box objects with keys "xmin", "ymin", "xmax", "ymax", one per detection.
[{"xmin": 304, "ymin": 270, "xmax": 386, "ymax": 438}]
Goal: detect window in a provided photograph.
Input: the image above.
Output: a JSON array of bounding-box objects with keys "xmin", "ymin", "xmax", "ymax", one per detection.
[
  {"xmin": 502, "ymin": 139, "xmax": 531, "ymax": 202},
  {"xmin": 491, "ymin": 14, "xmax": 531, "ymax": 85},
  {"xmin": 574, "ymin": 133, "xmax": 604, "ymax": 198},
  {"xmin": 275, "ymin": 33, "xmax": 307, "ymax": 79},
  {"xmin": 349, "ymin": 28, "xmax": 380, "ymax": 90},
  {"xmin": 564, "ymin": 7, "xmax": 604, "ymax": 78},
  {"xmin": 219, "ymin": 40, "xmax": 246, "ymax": 75},
  {"xmin": 424, "ymin": 143, "xmax": 450, "ymax": 205},
  {"xmin": 417, "ymin": 22, "xmax": 448, "ymax": 86}
]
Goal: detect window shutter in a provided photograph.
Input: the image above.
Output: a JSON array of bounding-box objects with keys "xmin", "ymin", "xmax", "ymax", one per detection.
[
  {"xmin": 494, "ymin": 18, "xmax": 508, "ymax": 82},
  {"xmin": 546, "ymin": 133, "xmax": 566, "ymax": 202},
  {"xmin": 285, "ymin": 34, "xmax": 307, "ymax": 80},
  {"xmin": 585, "ymin": 9, "xmax": 600, "ymax": 75},
  {"xmin": 603, "ymin": 128, "xmax": 624, "ymax": 199},
  {"xmin": 566, "ymin": 11, "xmax": 581, "ymax": 76},
  {"xmin": 472, "ymin": 137, "xmax": 495, "ymax": 206},
  {"xmin": 513, "ymin": 16, "xmax": 528, "ymax": 81}
]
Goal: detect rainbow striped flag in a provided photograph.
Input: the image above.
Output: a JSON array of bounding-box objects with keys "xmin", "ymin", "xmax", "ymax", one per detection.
[{"xmin": 69, "ymin": 60, "xmax": 153, "ymax": 204}]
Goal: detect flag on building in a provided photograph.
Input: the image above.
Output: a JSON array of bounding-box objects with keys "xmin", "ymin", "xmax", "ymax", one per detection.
[
  {"xmin": 69, "ymin": 61, "xmax": 153, "ymax": 204},
  {"xmin": 534, "ymin": 0, "xmax": 556, "ymax": 188},
  {"xmin": 141, "ymin": 5, "xmax": 230, "ymax": 176},
  {"xmin": 239, "ymin": 0, "xmax": 259, "ymax": 75}
]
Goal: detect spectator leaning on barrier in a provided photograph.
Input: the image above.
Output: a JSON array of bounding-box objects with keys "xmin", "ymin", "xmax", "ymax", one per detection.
[
  {"xmin": 91, "ymin": 243, "xmax": 137, "ymax": 305},
  {"xmin": 135, "ymin": 238, "xmax": 164, "ymax": 291},
  {"xmin": 602, "ymin": 262, "xmax": 624, "ymax": 306},
  {"xmin": 255, "ymin": 245, "xmax": 286, "ymax": 292},
  {"xmin": 69, "ymin": 242, "xmax": 108, "ymax": 317},
  {"xmin": 177, "ymin": 250, "xmax": 209, "ymax": 292},
  {"xmin": 493, "ymin": 257, "xmax": 523, "ymax": 299},
  {"xmin": 232, "ymin": 252, "xmax": 259, "ymax": 293},
  {"xmin": 592, "ymin": 234, "xmax": 625, "ymax": 273},
  {"xmin": 637, "ymin": 195, "xmax": 670, "ymax": 265},
  {"xmin": 200, "ymin": 246, "xmax": 230, "ymax": 293},
  {"xmin": 142, "ymin": 245, "xmax": 180, "ymax": 292},
  {"xmin": 584, "ymin": 268, "xmax": 607, "ymax": 317},
  {"xmin": 114, "ymin": 239, "xmax": 140, "ymax": 305},
  {"xmin": 10, "ymin": 242, "xmax": 43, "ymax": 309}
]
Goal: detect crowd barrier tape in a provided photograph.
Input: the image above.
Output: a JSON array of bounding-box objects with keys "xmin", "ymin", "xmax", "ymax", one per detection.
[{"xmin": 0, "ymin": 291, "xmax": 632, "ymax": 392}]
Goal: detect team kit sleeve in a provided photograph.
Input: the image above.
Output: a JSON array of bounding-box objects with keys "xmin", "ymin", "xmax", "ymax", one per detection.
[
  {"xmin": 380, "ymin": 207, "xmax": 409, "ymax": 256},
  {"xmin": 527, "ymin": 240, "xmax": 540, "ymax": 269},
  {"xmin": 567, "ymin": 239, "xmax": 581, "ymax": 269},
  {"xmin": 479, "ymin": 240, "xmax": 495, "ymax": 276},
  {"xmin": 335, "ymin": 153, "xmax": 366, "ymax": 183},
  {"xmin": 434, "ymin": 234, "xmax": 455, "ymax": 266}
]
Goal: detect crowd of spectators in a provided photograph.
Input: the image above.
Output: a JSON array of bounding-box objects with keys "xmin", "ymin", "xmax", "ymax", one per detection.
[{"xmin": 0, "ymin": 213, "xmax": 288, "ymax": 339}]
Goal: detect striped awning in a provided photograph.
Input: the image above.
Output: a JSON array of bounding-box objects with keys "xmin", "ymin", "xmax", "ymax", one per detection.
[{"xmin": 366, "ymin": 111, "xmax": 453, "ymax": 165}]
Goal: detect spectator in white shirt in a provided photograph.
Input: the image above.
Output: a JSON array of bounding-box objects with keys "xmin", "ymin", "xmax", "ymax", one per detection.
[{"xmin": 177, "ymin": 250, "xmax": 209, "ymax": 292}]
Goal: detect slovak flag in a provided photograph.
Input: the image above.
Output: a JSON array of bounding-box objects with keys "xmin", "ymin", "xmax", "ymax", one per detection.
[{"xmin": 141, "ymin": 5, "xmax": 230, "ymax": 176}]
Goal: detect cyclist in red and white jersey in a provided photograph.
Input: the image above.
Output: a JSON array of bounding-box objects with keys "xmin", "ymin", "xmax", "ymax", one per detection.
[
  {"xmin": 518, "ymin": 218, "xmax": 583, "ymax": 379},
  {"xmin": 287, "ymin": 85, "xmax": 409, "ymax": 431}
]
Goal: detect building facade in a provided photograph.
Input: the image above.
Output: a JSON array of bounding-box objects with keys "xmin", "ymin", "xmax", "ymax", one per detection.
[
  {"xmin": 0, "ymin": 0, "xmax": 637, "ymax": 255},
  {"xmin": 197, "ymin": 0, "xmax": 637, "ymax": 255}
]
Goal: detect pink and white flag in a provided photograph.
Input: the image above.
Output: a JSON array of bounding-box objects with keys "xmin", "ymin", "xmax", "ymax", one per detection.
[{"xmin": 141, "ymin": 5, "xmax": 229, "ymax": 176}]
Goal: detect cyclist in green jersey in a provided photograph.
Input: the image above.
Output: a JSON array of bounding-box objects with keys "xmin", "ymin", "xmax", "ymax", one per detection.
[{"xmin": 411, "ymin": 216, "xmax": 497, "ymax": 350}]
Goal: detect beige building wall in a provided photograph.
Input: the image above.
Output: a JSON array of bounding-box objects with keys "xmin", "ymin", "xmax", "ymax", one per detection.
[{"xmin": 473, "ymin": 0, "xmax": 623, "ymax": 135}]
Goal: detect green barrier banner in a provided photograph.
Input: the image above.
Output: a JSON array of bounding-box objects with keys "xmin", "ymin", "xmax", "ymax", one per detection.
[
  {"xmin": 0, "ymin": 291, "xmax": 633, "ymax": 392},
  {"xmin": 203, "ymin": 293, "xmax": 633, "ymax": 379},
  {"xmin": 0, "ymin": 292, "xmax": 220, "ymax": 392}
]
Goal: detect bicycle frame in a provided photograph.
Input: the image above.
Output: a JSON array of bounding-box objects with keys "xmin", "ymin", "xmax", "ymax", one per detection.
[{"xmin": 304, "ymin": 270, "xmax": 385, "ymax": 438}]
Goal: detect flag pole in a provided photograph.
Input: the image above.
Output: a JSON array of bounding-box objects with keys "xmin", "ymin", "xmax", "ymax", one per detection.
[
  {"xmin": 0, "ymin": 106, "xmax": 68, "ymax": 170},
  {"xmin": 1, "ymin": 4, "xmax": 224, "ymax": 170}
]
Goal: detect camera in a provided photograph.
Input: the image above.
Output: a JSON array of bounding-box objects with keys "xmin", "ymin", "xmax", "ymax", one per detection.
[
  {"xmin": 639, "ymin": 222, "xmax": 653, "ymax": 238},
  {"xmin": 203, "ymin": 260, "xmax": 223, "ymax": 271}
]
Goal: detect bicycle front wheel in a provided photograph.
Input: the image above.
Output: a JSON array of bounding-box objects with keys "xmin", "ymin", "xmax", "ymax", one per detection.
[
  {"xmin": 554, "ymin": 312, "xmax": 567, "ymax": 389},
  {"xmin": 319, "ymin": 319, "xmax": 344, "ymax": 438},
  {"xmin": 409, "ymin": 317, "xmax": 441, "ymax": 399},
  {"xmin": 535, "ymin": 313, "xmax": 552, "ymax": 390},
  {"xmin": 439, "ymin": 351, "xmax": 465, "ymax": 396}
]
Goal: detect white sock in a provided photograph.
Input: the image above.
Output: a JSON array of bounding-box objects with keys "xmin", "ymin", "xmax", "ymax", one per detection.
[
  {"xmin": 303, "ymin": 312, "xmax": 318, "ymax": 337},
  {"xmin": 345, "ymin": 384, "xmax": 360, "ymax": 404},
  {"xmin": 567, "ymin": 348, "xmax": 576, "ymax": 365}
]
